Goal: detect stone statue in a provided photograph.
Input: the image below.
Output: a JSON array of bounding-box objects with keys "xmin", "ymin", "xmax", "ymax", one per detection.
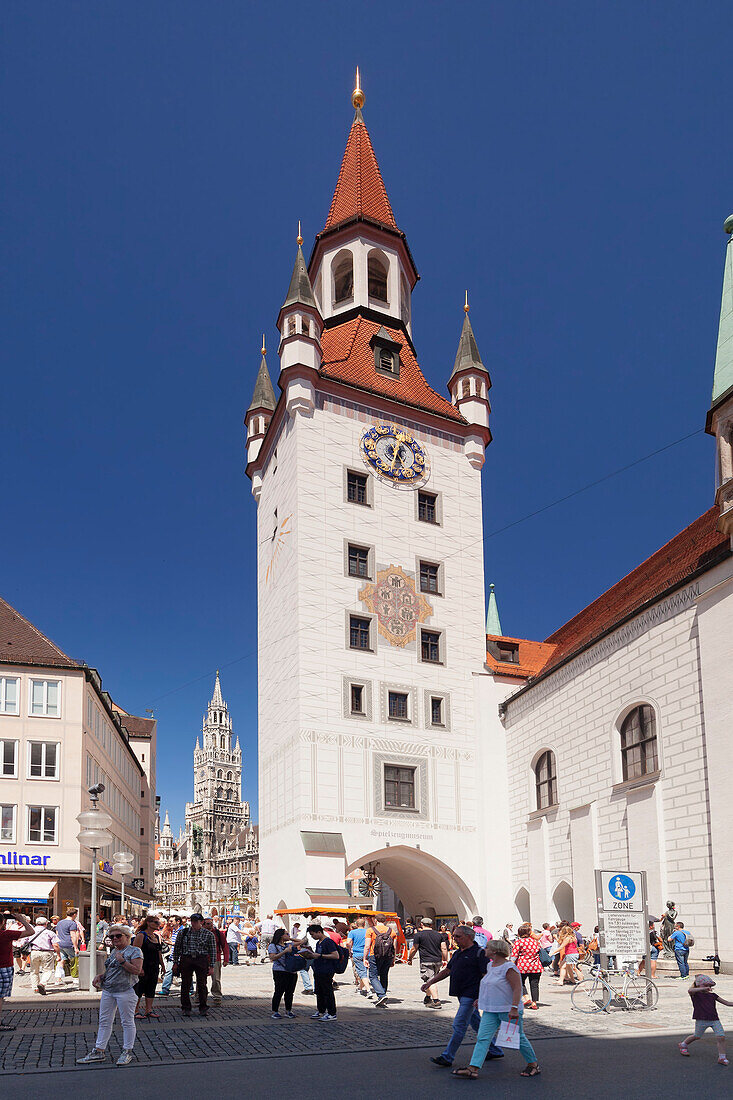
[{"xmin": 661, "ymin": 900, "xmax": 678, "ymax": 955}]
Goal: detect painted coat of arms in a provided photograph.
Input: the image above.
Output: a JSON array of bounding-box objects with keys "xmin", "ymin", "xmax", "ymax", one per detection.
[{"xmin": 359, "ymin": 564, "xmax": 432, "ymax": 648}]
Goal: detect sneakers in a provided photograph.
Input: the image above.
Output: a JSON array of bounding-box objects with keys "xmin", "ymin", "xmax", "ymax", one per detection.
[
  {"xmin": 311, "ymin": 1011, "xmax": 324, "ymax": 1019},
  {"xmin": 374, "ymin": 995, "xmax": 388, "ymax": 1007},
  {"xmin": 271, "ymin": 1011, "xmax": 282, "ymax": 1019},
  {"xmin": 77, "ymin": 1049, "xmax": 107, "ymax": 1064},
  {"xmin": 321, "ymin": 1013, "xmax": 337, "ymax": 1021},
  {"xmin": 285, "ymin": 1011, "xmax": 296, "ymax": 1018},
  {"xmin": 431, "ymin": 1055, "xmax": 452, "ymax": 1067},
  {"xmin": 116, "ymin": 1050, "xmax": 134, "ymax": 1067},
  {"xmin": 37, "ymin": 985, "xmax": 46, "ymax": 996}
]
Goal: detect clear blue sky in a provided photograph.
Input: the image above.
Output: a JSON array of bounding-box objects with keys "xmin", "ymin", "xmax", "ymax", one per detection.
[{"xmin": 2, "ymin": 2, "xmax": 731, "ymax": 830}]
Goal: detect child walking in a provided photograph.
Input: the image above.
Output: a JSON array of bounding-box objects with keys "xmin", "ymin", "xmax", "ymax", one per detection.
[{"xmin": 679, "ymin": 974, "xmax": 731, "ymax": 1066}]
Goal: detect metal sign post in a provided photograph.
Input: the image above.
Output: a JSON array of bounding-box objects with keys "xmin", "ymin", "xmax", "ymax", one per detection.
[{"xmin": 595, "ymin": 869, "xmax": 651, "ymax": 998}]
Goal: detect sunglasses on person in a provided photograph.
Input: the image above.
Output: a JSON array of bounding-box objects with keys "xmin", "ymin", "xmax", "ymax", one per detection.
[{"xmin": 110, "ymin": 934, "xmax": 127, "ymax": 939}]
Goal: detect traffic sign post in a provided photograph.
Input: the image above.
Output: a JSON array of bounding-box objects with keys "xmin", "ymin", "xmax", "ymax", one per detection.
[{"xmin": 595, "ymin": 869, "xmax": 651, "ymax": 992}]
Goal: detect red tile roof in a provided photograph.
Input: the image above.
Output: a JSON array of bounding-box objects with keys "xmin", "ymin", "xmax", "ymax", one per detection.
[
  {"xmin": 320, "ymin": 316, "xmax": 465, "ymax": 423},
  {"xmin": 486, "ymin": 634, "xmax": 557, "ymax": 679},
  {"xmin": 324, "ymin": 113, "xmax": 398, "ymax": 232},
  {"xmin": 542, "ymin": 506, "xmax": 730, "ymax": 675},
  {"xmin": 122, "ymin": 714, "xmax": 156, "ymax": 738},
  {"xmin": 0, "ymin": 594, "xmax": 80, "ymax": 669}
]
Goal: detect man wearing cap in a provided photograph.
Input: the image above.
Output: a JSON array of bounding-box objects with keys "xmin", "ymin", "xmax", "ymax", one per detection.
[
  {"xmin": 171, "ymin": 913, "xmax": 216, "ymax": 1016},
  {"xmin": 408, "ymin": 918, "xmax": 449, "ymax": 1008},
  {"xmin": 23, "ymin": 917, "xmax": 58, "ymax": 995}
]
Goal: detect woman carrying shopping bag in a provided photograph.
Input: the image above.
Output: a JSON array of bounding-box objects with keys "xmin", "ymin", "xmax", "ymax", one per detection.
[{"xmin": 452, "ymin": 939, "xmax": 540, "ymax": 1079}]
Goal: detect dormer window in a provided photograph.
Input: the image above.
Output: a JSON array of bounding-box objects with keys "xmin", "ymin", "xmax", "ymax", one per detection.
[
  {"xmin": 368, "ymin": 251, "xmax": 389, "ymax": 303},
  {"xmin": 487, "ymin": 639, "xmax": 520, "ymax": 664},
  {"xmin": 333, "ymin": 251, "xmax": 354, "ymax": 305},
  {"xmin": 371, "ymin": 327, "xmax": 401, "ymax": 379}
]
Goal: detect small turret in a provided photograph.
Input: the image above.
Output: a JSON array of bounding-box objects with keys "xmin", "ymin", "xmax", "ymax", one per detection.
[
  {"xmin": 277, "ymin": 226, "xmax": 323, "ymax": 418},
  {"xmin": 245, "ymin": 338, "xmax": 277, "ymax": 498},
  {"xmin": 448, "ymin": 295, "xmax": 492, "ymax": 468}
]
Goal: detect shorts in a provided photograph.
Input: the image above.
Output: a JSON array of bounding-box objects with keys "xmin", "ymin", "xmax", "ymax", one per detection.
[
  {"xmin": 420, "ymin": 961, "xmax": 441, "ymax": 984},
  {"xmin": 650, "ymin": 946, "xmax": 659, "ymax": 959},
  {"xmin": 694, "ymin": 1020, "xmax": 725, "ymax": 1038},
  {"xmin": 352, "ymin": 956, "xmax": 367, "ymax": 980},
  {"xmin": 0, "ymin": 966, "xmax": 14, "ymax": 998}
]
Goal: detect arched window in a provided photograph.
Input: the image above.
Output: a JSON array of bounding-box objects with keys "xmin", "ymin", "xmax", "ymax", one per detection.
[
  {"xmin": 287, "ymin": 317, "xmax": 297, "ymax": 336},
  {"xmin": 217, "ymin": 770, "xmax": 222, "ymax": 779},
  {"xmin": 400, "ymin": 276, "xmax": 410, "ymax": 324},
  {"xmin": 534, "ymin": 750, "xmax": 558, "ymax": 809},
  {"xmin": 301, "ymin": 316, "xmax": 310, "ymax": 337},
  {"xmin": 216, "ymin": 786, "xmax": 223, "ymax": 800},
  {"xmin": 227, "ymin": 771, "xmax": 233, "ymax": 781},
  {"xmin": 227, "ymin": 790, "xmax": 233, "ymax": 801},
  {"xmin": 367, "ymin": 252, "xmax": 389, "ymax": 303},
  {"xmin": 461, "ymin": 378, "xmax": 471, "ymax": 398},
  {"xmin": 333, "ymin": 251, "xmax": 354, "ymax": 304},
  {"xmin": 620, "ymin": 705, "xmax": 658, "ymax": 780}
]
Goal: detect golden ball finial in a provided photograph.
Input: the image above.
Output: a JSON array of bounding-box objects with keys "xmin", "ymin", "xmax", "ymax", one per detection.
[
  {"xmin": 464, "ymin": 290, "xmax": 470, "ymax": 314},
  {"xmin": 261, "ymin": 333, "xmax": 266, "ymax": 356},
  {"xmin": 352, "ymin": 66, "xmax": 365, "ymax": 110},
  {"xmin": 297, "ymin": 219, "xmax": 303, "ymax": 247}
]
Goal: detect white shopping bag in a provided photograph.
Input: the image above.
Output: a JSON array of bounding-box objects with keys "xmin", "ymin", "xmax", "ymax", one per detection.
[{"xmin": 496, "ymin": 1019, "xmax": 521, "ymax": 1049}]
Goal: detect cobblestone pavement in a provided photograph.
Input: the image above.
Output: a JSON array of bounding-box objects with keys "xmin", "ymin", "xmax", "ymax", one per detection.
[{"xmin": 1, "ymin": 959, "xmax": 700, "ymax": 1074}]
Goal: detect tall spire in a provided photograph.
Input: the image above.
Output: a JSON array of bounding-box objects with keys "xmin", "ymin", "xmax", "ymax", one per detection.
[
  {"xmin": 712, "ymin": 215, "xmax": 733, "ymax": 406},
  {"xmin": 211, "ymin": 670, "xmax": 224, "ymax": 708},
  {"xmin": 450, "ymin": 306, "xmax": 488, "ymax": 382},
  {"xmin": 486, "ymin": 583, "xmax": 503, "ymax": 635},
  {"xmin": 282, "ymin": 240, "xmax": 318, "ymax": 311},
  {"xmin": 247, "ymin": 344, "xmax": 276, "ymax": 415},
  {"xmin": 323, "ymin": 72, "xmax": 397, "ymax": 233}
]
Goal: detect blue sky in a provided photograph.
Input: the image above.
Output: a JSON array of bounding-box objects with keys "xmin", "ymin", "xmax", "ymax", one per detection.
[{"xmin": 2, "ymin": 2, "xmax": 731, "ymax": 829}]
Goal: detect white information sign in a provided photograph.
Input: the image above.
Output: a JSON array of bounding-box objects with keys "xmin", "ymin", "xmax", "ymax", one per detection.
[
  {"xmin": 599, "ymin": 871, "xmax": 644, "ymax": 913},
  {"xmin": 602, "ymin": 911, "xmax": 647, "ymax": 956}
]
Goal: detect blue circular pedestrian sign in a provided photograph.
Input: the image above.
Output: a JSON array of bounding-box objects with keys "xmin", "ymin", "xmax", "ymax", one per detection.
[{"xmin": 608, "ymin": 874, "xmax": 636, "ymax": 901}]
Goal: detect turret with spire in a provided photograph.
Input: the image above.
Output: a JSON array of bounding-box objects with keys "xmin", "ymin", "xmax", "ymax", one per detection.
[
  {"xmin": 448, "ymin": 294, "xmax": 492, "ymax": 467},
  {"xmin": 707, "ymin": 215, "xmax": 733, "ymax": 537},
  {"xmin": 245, "ymin": 337, "xmax": 276, "ymax": 492},
  {"xmin": 277, "ymin": 223, "xmax": 323, "ymax": 418}
]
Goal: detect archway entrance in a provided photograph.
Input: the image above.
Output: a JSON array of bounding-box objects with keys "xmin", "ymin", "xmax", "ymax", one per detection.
[{"xmin": 345, "ymin": 846, "xmax": 478, "ymax": 921}]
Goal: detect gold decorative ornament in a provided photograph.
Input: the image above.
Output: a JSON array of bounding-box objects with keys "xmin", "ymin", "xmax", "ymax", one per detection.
[{"xmin": 352, "ymin": 67, "xmax": 365, "ymax": 110}]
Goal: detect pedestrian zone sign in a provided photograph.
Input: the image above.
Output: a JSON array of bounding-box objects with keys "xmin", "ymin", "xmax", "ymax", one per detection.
[{"xmin": 600, "ymin": 871, "xmax": 643, "ymax": 913}]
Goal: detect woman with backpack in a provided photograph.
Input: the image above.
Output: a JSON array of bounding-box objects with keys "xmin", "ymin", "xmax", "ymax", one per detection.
[{"xmin": 365, "ymin": 918, "xmax": 397, "ymax": 1000}]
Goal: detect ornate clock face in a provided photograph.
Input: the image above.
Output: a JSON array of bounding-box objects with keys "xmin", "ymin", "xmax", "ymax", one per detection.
[{"xmin": 360, "ymin": 425, "xmax": 430, "ymax": 489}]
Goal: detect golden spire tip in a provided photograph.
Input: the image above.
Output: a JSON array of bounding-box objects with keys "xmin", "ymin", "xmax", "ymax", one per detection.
[
  {"xmin": 261, "ymin": 334, "xmax": 266, "ymax": 356},
  {"xmin": 297, "ymin": 219, "xmax": 303, "ymax": 247},
  {"xmin": 464, "ymin": 290, "xmax": 470, "ymax": 314},
  {"xmin": 352, "ymin": 66, "xmax": 365, "ymax": 110}
]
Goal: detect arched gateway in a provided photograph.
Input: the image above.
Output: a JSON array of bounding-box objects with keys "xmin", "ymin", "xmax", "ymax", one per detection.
[{"xmin": 346, "ymin": 846, "xmax": 478, "ymax": 920}]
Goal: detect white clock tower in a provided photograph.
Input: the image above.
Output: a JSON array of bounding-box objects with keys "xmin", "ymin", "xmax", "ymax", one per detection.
[{"xmin": 245, "ymin": 78, "xmax": 511, "ymax": 923}]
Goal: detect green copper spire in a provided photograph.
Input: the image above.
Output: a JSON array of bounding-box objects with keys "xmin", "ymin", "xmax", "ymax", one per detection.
[
  {"xmin": 486, "ymin": 582, "xmax": 502, "ymax": 636},
  {"xmin": 712, "ymin": 216, "xmax": 733, "ymax": 406}
]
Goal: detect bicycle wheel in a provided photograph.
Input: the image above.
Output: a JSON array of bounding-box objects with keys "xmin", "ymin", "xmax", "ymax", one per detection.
[
  {"xmin": 623, "ymin": 975, "xmax": 658, "ymax": 1009},
  {"xmin": 571, "ymin": 978, "xmax": 612, "ymax": 1013}
]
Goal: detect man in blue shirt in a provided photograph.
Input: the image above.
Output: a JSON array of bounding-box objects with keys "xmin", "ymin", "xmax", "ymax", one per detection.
[
  {"xmin": 422, "ymin": 925, "xmax": 503, "ymax": 1067},
  {"xmin": 670, "ymin": 921, "xmax": 691, "ymax": 978},
  {"xmin": 346, "ymin": 918, "xmax": 369, "ymax": 996},
  {"xmin": 55, "ymin": 908, "xmax": 80, "ymax": 976}
]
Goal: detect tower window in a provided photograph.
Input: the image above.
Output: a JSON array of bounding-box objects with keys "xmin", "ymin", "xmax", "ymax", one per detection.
[
  {"xmin": 368, "ymin": 252, "xmax": 389, "ymax": 303},
  {"xmin": 350, "ymin": 684, "xmax": 364, "ymax": 714},
  {"xmin": 348, "ymin": 544, "xmax": 370, "ymax": 578},
  {"xmin": 288, "ymin": 317, "xmax": 297, "ymax": 336},
  {"xmin": 384, "ymin": 765, "xmax": 415, "ymax": 809},
  {"xmin": 620, "ymin": 705, "xmax": 658, "ymax": 781},
  {"xmin": 419, "ymin": 561, "xmax": 440, "ymax": 594},
  {"xmin": 418, "ymin": 491, "xmax": 438, "ymax": 524},
  {"xmin": 534, "ymin": 750, "xmax": 558, "ymax": 809},
  {"xmin": 349, "ymin": 616, "xmax": 371, "ymax": 651},
  {"xmin": 388, "ymin": 691, "xmax": 408, "ymax": 720},
  {"xmin": 420, "ymin": 629, "xmax": 442, "ymax": 664},
  {"xmin": 333, "ymin": 251, "xmax": 354, "ymax": 304},
  {"xmin": 347, "ymin": 470, "xmax": 369, "ymax": 505},
  {"xmin": 301, "ymin": 316, "xmax": 310, "ymax": 337},
  {"xmin": 400, "ymin": 276, "xmax": 410, "ymax": 324},
  {"xmin": 430, "ymin": 697, "xmax": 444, "ymax": 726},
  {"xmin": 461, "ymin": 378, "xmax": 471, "ymax": 398}
]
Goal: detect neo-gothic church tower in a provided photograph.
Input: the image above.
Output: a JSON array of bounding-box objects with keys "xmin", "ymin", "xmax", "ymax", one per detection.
[
  {"xmin": 185, "ymin": 673, "xmax": 250, "ymax": 899},
  {"xmin": 245, "ymin": 76, "xmax": 502, "ymax": 920}
]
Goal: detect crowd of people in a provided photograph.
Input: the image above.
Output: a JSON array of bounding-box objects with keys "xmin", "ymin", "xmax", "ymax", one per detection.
[{"xmin": 1, "ymin": 905, "xmax": 727, "ymax": 1072}]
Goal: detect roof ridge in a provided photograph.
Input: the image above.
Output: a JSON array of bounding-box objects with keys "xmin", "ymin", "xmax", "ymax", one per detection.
[{"xmin": 0, "ymin": 594, "xmax": 77, "ymax": 665}]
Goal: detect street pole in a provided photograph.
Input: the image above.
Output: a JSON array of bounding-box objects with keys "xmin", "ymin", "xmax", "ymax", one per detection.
[
  {"xmin": 121, "ymin": 874, "xmax": 125, "ymax": 918},
  {"xmin": 90, "ymin": 849, "xmax": 98, "ymax": 984}
]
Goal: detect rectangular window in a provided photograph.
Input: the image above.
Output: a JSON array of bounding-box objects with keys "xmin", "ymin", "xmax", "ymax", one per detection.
[
  {"xmin": 28, "ymin": 742, "xmax": 60, "ymax": 779},
  {"xmin": 348, "ymin": 544, "xmax": 370, "ymax": 578},
  {"xmin": 1, "ymin": 805, "xmax": 16, "ymax": 842},
  {"xmin": 349, "ymin": 616, "xmax": 371, "ymax": 651},
  {"xmin": 29, "ymin": 679, "xmax": 61, "ymax": 718},
  {"xmin": 1, "ymin": 740, "xmax": 18, "ymax": 778},
  {"xmin": 421, "ymin": 629, "xmax": 442, "ymax": 664},
  {"xmin": 418, "ymin": 491, "xmax": 437, "ymax": 524},
  {"xmin": 27, "ymin": 805, "xmax": 58, "ymax": 843},
  {"xmin": 0, "ymin": 677, "xmax": 20, "ymax": 715},
  {"xmin": 350, "ymin": 684, "xmax": 364, "ymax": 714},
  {"xmin": 419, "ymin": 561, "xmax": 440, "ymax": 594},
  {"xmin": 431, "ymin": 697, "xmax": 444, "ymax": 726},
  {"xmin": 347, "ymin": 470, "xmax": 368, "ymax": 505},
  {"xmin": 388, "ymin": 691, "xmax": 408, "ymax": 720},
  {"xmin": 384, "ymin": 765, "xmax": 415, "ymax": 809}
]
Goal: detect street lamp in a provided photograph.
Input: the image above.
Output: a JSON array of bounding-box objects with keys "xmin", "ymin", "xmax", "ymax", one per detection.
[
  {"xmin": 112, "ymin": 851, "xmax": 134, "ymax": 918},
  {"xmin": 76, "ymin": 783, "xmax": 113, "ymax": 984}
]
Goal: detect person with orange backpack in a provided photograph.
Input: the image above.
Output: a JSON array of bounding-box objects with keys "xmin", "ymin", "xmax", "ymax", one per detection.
[{"xmin": 364, "ymin": 917, "xmax": 395, "ymax": 1006}]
